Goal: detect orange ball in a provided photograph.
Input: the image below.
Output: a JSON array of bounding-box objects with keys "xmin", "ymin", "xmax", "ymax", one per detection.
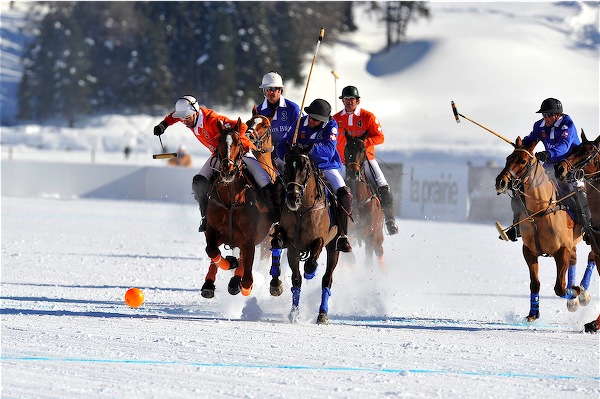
[{"xmin": 124, "ymin": 287, "xmax": 144, "ymax": 308}]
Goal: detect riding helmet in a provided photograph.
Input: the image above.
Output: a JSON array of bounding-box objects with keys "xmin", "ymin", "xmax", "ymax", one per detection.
[
  {"xmin": 536, "ymin": 98, "xmax": 563, "ymax": 114},
  {"xmin": 304, "ymin": 99, "xmax": 331, "ymax": 122},
  {"xmin": 339, "ymin": 86, "xmax": 360, "ymax": 99},
  {"xmin": 173, "ymin": 95, "xmax": 199, "ymax": 118},
  {"xmin": 259, "ymin": 71, "xmax": 284, "ymax": 89}
]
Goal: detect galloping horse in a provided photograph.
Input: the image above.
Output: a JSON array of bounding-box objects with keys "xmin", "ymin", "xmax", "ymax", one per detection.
[
  {"xmin": 343, "ymin": 131, "xmax": 385, "ymax": 269},
  {"xmin": 245, "ymin": 106, "xmax": 279, "ymax": 262},
  {"xmin": 556, "ymin": 131, "xmax": 600, "ymax": 332},
  {"xmin": 270, "ymin": 143, "xmax": 341, "ymax": 324},
  {"xmin": 201, "ymin": 118, "xmax": 274, "ymax": 298},
  {"xmin": 495, "ymin": 137, "xmax": 583, "ymax": 321}
]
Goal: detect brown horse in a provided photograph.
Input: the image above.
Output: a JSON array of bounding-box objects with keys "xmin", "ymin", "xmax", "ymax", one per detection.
[
  {"xmin": 343, "ymin": 131, "xmax": 385, "ymax": 269},
  {"xmin": 246, "ymin": 106, "xmax": 277, "ymax": 182},
  {"xmin": 269, "ymin": 143, "xmax": 341, "ymax": 324},
  {"xmin": 201, "ymin": 118, "xmax": 274, "ymax": 298},
  {"xmin": 495, "ymin": 137, "xmax": 583, "ymax": 322},
  {"xmin": 245, "ymin": 106, "xmax": 279, "ymax": 262},
  {"xmin": 556, "ymin": 131, "xmax": 600, "ymax": 332}
]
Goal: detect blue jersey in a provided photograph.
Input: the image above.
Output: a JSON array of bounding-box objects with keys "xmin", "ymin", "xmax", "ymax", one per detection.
[
  {"xmin": 276, "ymin": 116, "xmax": 342, "ymax": 171},
  {"xmin": 522, "ymin": 114, "xmax": 580, "ymax": 163},
  {"xmin": 257, "ymin": 97, "xmax": 301, "ymax": 148}
]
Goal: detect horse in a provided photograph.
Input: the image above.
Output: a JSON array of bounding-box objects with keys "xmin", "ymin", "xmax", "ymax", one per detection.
[
  {"xmin": 555, "ymin": 131, "xmax": 600, "ymax": 332},
  {"xmin": 201, "ymin": 118, "xmax": 274, "ymax": 298},
  {"xmin": 495, "ymin": 136, "xmax": 583, "ymax": 322},
  {"xmin": 343, "ymin": 131, "xmax": 385, "ymax": 269},
  {"xmin": 245, "ymin": 106, "xmax": 280, "ymax": 262},
  {"xmin": 269, "ymin": 143, "xmax": 341, "ymax": 324}
]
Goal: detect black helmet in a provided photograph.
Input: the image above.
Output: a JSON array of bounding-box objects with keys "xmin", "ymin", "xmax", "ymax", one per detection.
[
  {"xmin": 536, "ymin": 98, "xmax": 563, "ymax": 114},
  {"xmin": 339, "ymin": 86, "xmax": 360, "ymax": 99},
  {"xmin": 304, "ymin": 99, "xmax": 331, "ymax": 122}
]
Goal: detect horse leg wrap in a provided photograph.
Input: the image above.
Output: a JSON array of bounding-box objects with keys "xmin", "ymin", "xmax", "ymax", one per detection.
[
  {"xmin": 270, "ymin": 248, "xmax": 282, "ymax": 277},
  {"xmin": 211, "ymin": 254, "xmax": 231, "ymax": 270},
  {"xmin": 291, "ymin": 286, "xmax": 301, "ymax": 308},
  {"xmin": 529, "ymin": 293, "xmax": 540, "ymax": 318},
  {"xmin": 206, "ymin": 262, "xmax": 218, "ymax": 282},
  {"xmin": 567, "ymin": 264, "xmax": 576, "ymax": 288},
  {"xmin": 580, "ymin": 261, "xmax": 596, "ymax": 290},
  {"xmin": 319, "ymin": 287, "xmax": 331, "ymax": 314},
  {"xmin": 562, "ymin": 288, "xmax": 579, "ymax": 300}
]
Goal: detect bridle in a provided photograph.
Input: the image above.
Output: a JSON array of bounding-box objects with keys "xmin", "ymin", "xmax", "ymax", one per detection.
[
  {"xmin": 246, "ymin": 116, "xmax": 272, "ymax": 154},
  {"xmin": 563, "ymin": 141, "xmax": 600, "ymax": 182},
  {"xmin": 218, "ymin": 129, "xmax": 244, "ymax": 180},
  {"xmin": 345, "ymin": 137, "xmax": 367, "ymax": 182}
]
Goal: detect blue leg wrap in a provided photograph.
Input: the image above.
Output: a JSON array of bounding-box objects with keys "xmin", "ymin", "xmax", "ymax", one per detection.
[
  {"xmin": 567, "ymin": 264, "xmax": 576, "ymax": 288},
  {"xmin": 562, "ymin": 288, "xmax": 578, "ymax": 300},
  {"xmin": 270, "ymin": 248, "xmax": 282, "ymax": 278},
  {"xmin": 319, "ymin": 287, "xmax": 331, "ymax": 314},
  {"xmin": 291, "ymin": 286, "xmax": 301, "ymax": 307},
  {"xmin": 580, "ymin": 261, "xmax": 596, "ymax": 290},
  {"xmin": 529, "ymin": 293, "xmax": 540, "ymax": 316}
]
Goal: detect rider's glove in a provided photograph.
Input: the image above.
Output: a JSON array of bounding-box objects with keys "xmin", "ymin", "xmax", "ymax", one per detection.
[
  {"xmin": 154, "ymin": 121, "xmax": 168, "ymax": 136},
  {"xmin": 535, "ymin": 151, "xmax": 550, "ymax": 162}
]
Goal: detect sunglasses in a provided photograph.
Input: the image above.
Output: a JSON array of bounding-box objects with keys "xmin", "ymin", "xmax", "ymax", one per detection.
[
  {"xmin": 542, "ymin": 113, "xmax": 555, "ymax": 118},
  {"xmin": 342, "ymin": 96, "xmax": 357, "ymax": 101},
  {"xmin": 180, "ymin": 114, "xmax": 195, "ymax": 121},
  {"xmin": 264, "ymin": 87, "xmax": 281, "ymax": 93}
]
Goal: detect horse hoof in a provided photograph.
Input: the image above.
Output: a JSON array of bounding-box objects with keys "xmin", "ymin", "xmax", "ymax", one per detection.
[
  {"xmin": 584, "ymin": 319, "xmax": 599, "ymax": 333},
  {"xmin": 228, "ymin": 276, "xmax": 241, "ymax": 295},
  {"xmin": 526, "ymin": 311, "xmax": 540, "ymax": 322},
  {"xmin": 317, "ymin": 312, "xmax": 329, "ymax": 325},
  {"xmin": 241, "ymin": 282, "xmax": 253, "ymax": 297},
  {"xmin": 567, "ymin": 297, "xmax": 580, "ymax": 312},
  {"xmin": 201, "ymin": 280, "xmax": 216, "ymax": 299},
  {"xmin": 578, "ymin": 289, "xmax": 591, "ymax": 306},
  {"xmin": 289, "ymin": 306, "xmax": 300, "ymax": 323},
  {"xmin": 269, "ymin": 279, "xmax": 283, "ymax": 297}
]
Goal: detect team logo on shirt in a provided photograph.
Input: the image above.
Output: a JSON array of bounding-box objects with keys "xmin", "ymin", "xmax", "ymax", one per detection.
[
  {"xmin": 541, "ymin": 133, "xmax": 547, "ymax": 139},
  {"xmin": 561, "ymin": 125, "xmax": 569, "ymax": 138},
  {"xmin": 281, "ymin": 111, "xmax": 288, "ymax": 121}
]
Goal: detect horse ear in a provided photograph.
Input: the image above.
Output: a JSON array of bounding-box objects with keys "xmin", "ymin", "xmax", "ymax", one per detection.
[
  {"xmin": 217, "ymin": 120, "xmax": 224, "ymax": 132},
  {"xmin": 252, "ymin": 105, "xmax": 258, "ymax": 116},
  {"xmin": 236, "ymin": 117, "xmax": 243, "ymax": 131},
  {"xmin": 360, "ymin": 130, "xmax": 369, "ymax": 141},
  {"xmin": 581, "ymin": 129, "xmax": 587, "ymax": 143},
  {"xmin": 515, "ymin": 136, "xmax": 523, "ymax": 147}
]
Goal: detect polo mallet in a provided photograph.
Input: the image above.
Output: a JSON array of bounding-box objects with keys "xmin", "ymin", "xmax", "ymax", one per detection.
[
  {"xmin": 495, "ymin": 191, "xmax": 578, "ymax": 241},
  {"xmin": 451, "ymin": 101, "xmax": 515, "ymax": 147},
  {"xmin": 152, "ymin": 135, "xmax": 178, "ymax": 159},
  {"xmin": 331, "ymin": 70, "xmax": 340, "ymax": 113},
  {"xmin": 292, "ymin": 27, "xmax": 325, "ymax": 145}
]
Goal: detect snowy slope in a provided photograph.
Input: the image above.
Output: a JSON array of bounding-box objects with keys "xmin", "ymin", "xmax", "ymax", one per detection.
[{"xmin": 1, "ymin": 2, "xmax": 598, "ymax": 166}]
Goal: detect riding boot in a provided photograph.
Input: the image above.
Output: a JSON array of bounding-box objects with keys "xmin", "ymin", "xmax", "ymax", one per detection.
[
  {"xmin": 261, "ymin": 182, "xmax": 281, "ymax": 222},
  {"xmin": 377, "ymin": 185, "xmax": 399, "ymax": 235},
  {"xmin": 335, "ymin": 186, "xmax": 353, "ymax": 252},
  {"xmin": 573, "ymin": 183, "xmax": 593, "ymax": 243},
  {"xmin": 192, "ymin": 174, "xmax": 209, "ymax": 232},
  {"xmin": 503, "ymin": 195, "xmax": 523, "ymax": 242}
]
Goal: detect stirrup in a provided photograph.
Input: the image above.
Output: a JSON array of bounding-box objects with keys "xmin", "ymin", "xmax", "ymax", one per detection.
[
  {"xmin": 199, "ymin": 217, "xmax": 207, "ymax": 232},
  {"xmin": 335, "ymin": 235, "xmax": 352, "ymax": 253},
  {"xmin": 501, "ymin": 226, "xmax": 520, "ymax": 242},
  {"xmin": 385, "ymin": 219, "xmax": 398, "ymax": 235}
]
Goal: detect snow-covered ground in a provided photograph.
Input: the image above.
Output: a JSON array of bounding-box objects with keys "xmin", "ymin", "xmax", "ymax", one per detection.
[
  {"xmin": 1, "ymin": 2, "xmax": 599, "ymax": 398},
  {"xmin": 1, "ymin": 196, "xmax": 599, "ymax": 398}
]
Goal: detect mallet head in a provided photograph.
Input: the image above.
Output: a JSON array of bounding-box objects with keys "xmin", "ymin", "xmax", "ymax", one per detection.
[{"xmin": 451, "ymin": 101, "xmax": 460, "ymax": 123}]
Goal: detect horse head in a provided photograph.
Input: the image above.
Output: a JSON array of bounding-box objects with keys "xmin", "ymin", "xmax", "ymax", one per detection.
[
  {"xmin": 343, "ymin": 130, "xmax": 368, "ymax": 181},
  {"xmin": 495, "ymin": 136, "xmax": 538, "ymax": 195},
  {"xmin": 555, "ymin": 130, "xmax": 600, "ymax": 182},
  {"xmin": 217, "ymin": 118, "xmax": 244, "ymax": 184},
  {"xmin": 245, "ymin": 106, "xmax": 273, "ymax": 154},
  {"xmin": 283, "ymin": 142, "xmax": 314, "ymax": 212}
]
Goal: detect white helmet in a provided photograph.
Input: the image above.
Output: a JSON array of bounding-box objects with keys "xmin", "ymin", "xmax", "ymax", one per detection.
[
  {"xmin": 259, "ymin": 72, "xmax": 284, "ymax": 89},
  {"xmin": 172, "ymin": 95, "xmax": 199, "ymax": 118}
]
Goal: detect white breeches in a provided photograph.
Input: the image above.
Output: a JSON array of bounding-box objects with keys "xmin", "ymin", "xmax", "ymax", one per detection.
[{"xmin": 197, "ymin": 153, "xmax": 271, "ymax": 188}]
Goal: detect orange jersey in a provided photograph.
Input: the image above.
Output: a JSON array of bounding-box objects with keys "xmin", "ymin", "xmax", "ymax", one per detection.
[
  {"xmin": 333, "ymin": 107, "xmax": 384, "ymax": 163},
  {"xmin": 164, "ymin": 107, "xmax": 253, "ymax": 154}
]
